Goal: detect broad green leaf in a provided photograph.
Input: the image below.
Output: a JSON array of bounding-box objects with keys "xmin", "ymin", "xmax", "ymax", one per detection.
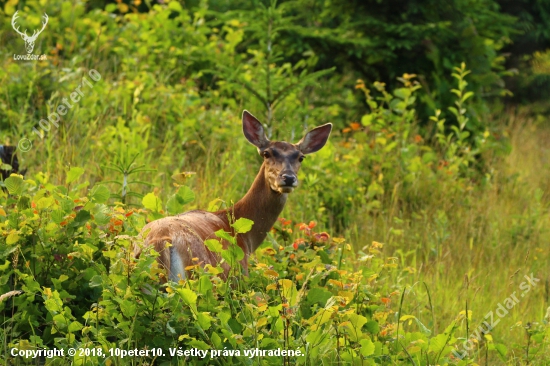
[
  {"xmin": 361, "ymin": 114, "xmax": 373, "ymax": 126},
  {"xmin": 365, "ymin": 320, "xmax": 380, "ymax": 334},
  {"xmin": 428, "ymin": 333, "xmax": 450, "ymax": 354},
  {"xmin": 198, "ymin": 275, "xmax": 213, "ymax": 292},
  {"xmin": 0, "ymin": 261, "xmax": 10, "ymax": 271},
  {"xmin": 346, "ymin": 313, "xmax": 367, "ymax": 342},
  {"xmin": 4, "ymin": 175, "xmax": 23, "ymax": 195},
  {"xmin": 68, "ymin": 321, "xmax": 83, "ymax": 332},
  {"xmin": 462, "ymin": 91, "xmax": 474, "ymax": 103},
  {"xmin": 90, "ymin": 185, "xmax": 110, "ymax": 203},
  {"xmin": 205, "ymin": 239, "xmax": 223, "ymax": 253},
  {"xmin": 72, "ymin": 210, "xmax": 91, "ymax": 226},
  {"xmin": 58, "ymin": 275, "xmax": 68, "ymax": 282},
  {"xmin": 167, "ymin": 186, "xmax": 195, "ymax": 214},
  {"xmin": 66, "ymin": 167, "xmax": 84, "ymax": 184},
  {"xmin": 494, "ymin": 343, "xmax": 508, "ymax": 360},
  {"xmin": 415, "ymin": 318, "xmax": 432, "ymax": 336},
  {"xmin": 187, "ymin": 339, "xmax": 210, "ymax": 350},
  {"xmin": 197, "ymin": 312, "xmax": 212, "ymax": 330},
  {"xmin": 448, "ymin": 106, "xmax": 459, "ymax": 117},
  {"xmin": 36, "ymin": 196, "xmax": 54, "ymax": 209},
  {"xmin": 166, "ymin": 195, "xmax": 182, "ymax": 215},
  {"xmin": 95, "ymin": 212, "xmax": 110, "ymax": 225},
  {"xmin": 105, "ymin": 3, "xmax": 117, "ymax": 12},
  {"xmin": 166, "ymin": 322, "xmax": 176, "ymax": 335},
  {"xmin": 17, "ymin": 196, "xmax": 30, "ymax": 210},
  {"xmin": 53, "ymin": 314, "xmax": 68, "ymax": 329},
  {"xmin": 307, "ymin": 287, "xmax": 332, "ymax": 306},
  {"xmin": 51, "ymin": 210, "xmax": 65, "ymax": 224},
  {"xmin": 232, "ymin": 217, "xmax": 253, "ymax": 234},
  {"xmin": 178, "ymin": 288, "xmax": 197, "ymax": 307},
  {"xmin": 60, "ymin": 199, "xmax": 74, "ymax": 212},
  {"xmin": 279, "ymin": 279, "xmax": 298, "ymax": 306},
  {"xmin": 400, "ymin": 314, "xmax": 416, "ymax": 322},
  {"xmin": 6, "ymin": 231, "xmax": 20, "ymax": 245},
  {"xmin": 215, "ymin": 229, "xmax": 235, "ymax": 243},
  {"xmin": 168, "ymin": 0, "xmax": 183, "ymax": 11},
  {"xmin": 142, "ymin": 192, "xmax": 162, "ymax": 211},
  {"xmin": 360, "ymin": 338, "xmax": 375, "ymax": 356},
  {"xmin": 89, "ymin": 275, "xmax": 103, "ymax": 287},
  {"xmin": 176, "ymin": 185, "xmax": 195, "ymax": 205},
  {"xmin": 207, "ymin": 198, "xmax": 224, "ymax": 212},
  {"xmin": 394, "ymin": 87, "xmax": 411, "ymax": 100},
  {"xmin": 306, "ymin": 328, "xmax": 327, "ymax": 345},
  {"xmin": 221, "ymin": 244, "xmax": 244, "ymax": 263},
  {"xmin": 211, "ymin": 332, "xmax": 222, "ymax": 348},
  {"xmin": 120, "ymin": 300, "xmax": 136, "ymax": 317}
]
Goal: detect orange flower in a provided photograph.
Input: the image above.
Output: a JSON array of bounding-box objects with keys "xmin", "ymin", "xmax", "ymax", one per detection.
[
  {"xmin": 381, "ymin": 297, "xmax": 391, "ymax": 305},
  {"xmin": 293, "ymin": 238, "xmax": 305, "ymax": 250}
]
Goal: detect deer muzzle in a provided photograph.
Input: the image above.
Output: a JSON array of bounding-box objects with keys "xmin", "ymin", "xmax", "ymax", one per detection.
[{"xmin": 277, "ymin": 173, "xmax": 298, "ymax": 193}]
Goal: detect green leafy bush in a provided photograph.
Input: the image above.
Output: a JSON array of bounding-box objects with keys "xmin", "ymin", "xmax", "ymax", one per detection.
[
  {"xmin": 0, "ymin": 1, "xmax": 548, "ymax": 365},
  {"xmin": 2, "ymin": 170, "xmax": 544, "ymax": 365}
]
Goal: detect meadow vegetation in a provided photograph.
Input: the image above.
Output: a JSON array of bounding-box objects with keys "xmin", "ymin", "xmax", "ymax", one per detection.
[{"xmin": 0, "ymin": 0, "xmax": 549, "ymax": 365}]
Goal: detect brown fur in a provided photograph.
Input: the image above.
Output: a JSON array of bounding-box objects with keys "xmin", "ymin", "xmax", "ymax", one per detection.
[{"xmin": 135, "ymin": 110, "xmax": 332, "ymax": 280}]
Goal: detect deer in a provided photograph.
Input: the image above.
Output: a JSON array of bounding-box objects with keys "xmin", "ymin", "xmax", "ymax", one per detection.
[
  {"xmin": 11, "ymin": 11, "xmax": 49, "ymax": 54},
  {"xmin": 135, "ymin": 110, "xmax": 332, "ymax": 282}
]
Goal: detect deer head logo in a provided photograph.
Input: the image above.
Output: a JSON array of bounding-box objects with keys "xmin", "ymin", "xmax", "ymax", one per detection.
[{"xmin": 11, "ymin": 11, "xmax": 49, "ymax": 54}]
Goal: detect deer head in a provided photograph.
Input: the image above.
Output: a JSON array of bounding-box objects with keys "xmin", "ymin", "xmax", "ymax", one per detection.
[
  {"xmin": 242, "ymin": 110, "xmax": 332, "ymax": 194},
  {"xmin": 11, "ymin": 11, "xmax": 49, "ymax": 54}
]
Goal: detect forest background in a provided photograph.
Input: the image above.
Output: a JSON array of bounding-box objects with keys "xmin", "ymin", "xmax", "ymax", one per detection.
[{"xmin": 1, "ymin": 0, "xmax": 550, "ymax": 364}]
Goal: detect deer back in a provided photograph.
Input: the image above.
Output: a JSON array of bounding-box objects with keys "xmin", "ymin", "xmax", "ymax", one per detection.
[{"xmin": 136, "ymin": 209, "xmax": 249, "ymax": 281}]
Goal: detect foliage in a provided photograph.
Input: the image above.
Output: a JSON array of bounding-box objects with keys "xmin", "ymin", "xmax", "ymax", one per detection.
[
  {"xmin": 210, "ymin": 0, "xmax": 335, "ymax": 135},
  {"xmin": 205, "ymin": 0, "xmax": 519, "ymax": 114},
  {"xmin": 498, "ymin": 0, "xmax": 550, "ymax": 106},
  {"xmin": 0, "ymin": 0, "xmax": 549, "ymax": 365},
  {"xmin": 3, "ymin": 174, "xmax": 542, "ymax": 365}
]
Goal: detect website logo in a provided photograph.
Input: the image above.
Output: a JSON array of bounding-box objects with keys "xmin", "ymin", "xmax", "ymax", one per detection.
[{"xmin": 11, "ymin": 11, "xmax": 48, "ymax": 60}]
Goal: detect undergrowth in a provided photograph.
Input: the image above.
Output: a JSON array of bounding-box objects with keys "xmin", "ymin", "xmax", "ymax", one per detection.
[{"xmin": 0, "ymin": 0, "xmax": 549, "ymax": 365}]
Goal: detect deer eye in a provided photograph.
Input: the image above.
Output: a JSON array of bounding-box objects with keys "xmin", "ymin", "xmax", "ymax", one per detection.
[
  {"xmin": 262, "ymin": 151, "xmax": 270, "ymax": 159},
  {"xmin": 299, "ymin": 156, "xmax": 305, "ymax": 162}
]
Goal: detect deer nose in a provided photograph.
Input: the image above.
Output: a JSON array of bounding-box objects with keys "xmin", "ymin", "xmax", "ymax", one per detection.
[{"xmin": 281, "ymin": 174, "xmax": 297, "ymax": 186}]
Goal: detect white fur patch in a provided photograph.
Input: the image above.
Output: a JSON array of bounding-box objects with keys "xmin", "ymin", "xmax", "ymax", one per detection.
[{"xmin": 169, "ymin": 247, "xmax": 186, "ymax": 282}]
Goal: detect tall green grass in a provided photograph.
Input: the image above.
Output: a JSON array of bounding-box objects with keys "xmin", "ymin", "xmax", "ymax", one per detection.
[{"xmin": 1, "ymin": 0, "xmax": 549, "ymax": 363}]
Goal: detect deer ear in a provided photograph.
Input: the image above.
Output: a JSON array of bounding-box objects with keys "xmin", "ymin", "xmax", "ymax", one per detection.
[
  {"xmin": 242, "ymin": 110, "xmax": 270, "ymax": 151},
  {"xmin": 297, "ymin": 123, "xmax": 332, "ymax": 154}
]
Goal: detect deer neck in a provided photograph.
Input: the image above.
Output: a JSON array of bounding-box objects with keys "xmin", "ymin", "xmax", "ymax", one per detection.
[{"xmin": 231, "ymin": 163, "xmax": 288, "ymax": 253}]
